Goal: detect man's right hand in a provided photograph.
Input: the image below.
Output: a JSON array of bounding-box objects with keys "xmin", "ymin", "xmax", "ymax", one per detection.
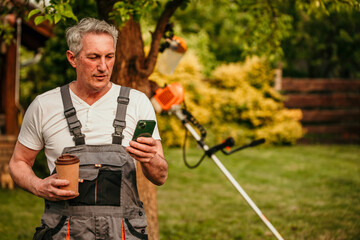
[
  {"xmin": 34, "ymin": 174, "xmax": 79, "ymax": 201},
  {"xmin": 9, "ymin": 142, "xmax": 79, "ymax": 202}
]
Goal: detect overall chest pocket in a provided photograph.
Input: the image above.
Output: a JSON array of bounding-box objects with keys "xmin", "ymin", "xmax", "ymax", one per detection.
[{"xmin": 69, "ymin": 166, "xmax": 122, "ymax": 206}]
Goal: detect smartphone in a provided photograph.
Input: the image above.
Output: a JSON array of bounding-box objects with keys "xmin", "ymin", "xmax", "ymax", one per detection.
[{"xmin": 132, "ymin": 120, "xmax": 156, "ymax": 141}]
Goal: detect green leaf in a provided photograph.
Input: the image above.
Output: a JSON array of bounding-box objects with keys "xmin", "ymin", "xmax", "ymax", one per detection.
[
  {"xmin": 54, "ymin": 13, "xmax": 62, "ymax": 24},
  {"xmin": 44, "ymin": 5, "xmax": 53, "ymax": 14},
  {"xmin": 57, "ymin": 4, "xmax": 65, "ymax": 13},
  {"xmin": 28, "ymin": 9, "xmax": 41, "ymax": 19},
  {"xmin": 45, "ymin": 14, "xmax": 53, "ymax": 24},
  {"xmin": 34, "ymin": 15, "xmax": 45, "ymax": 25},
  {"xmin": 62, "ymin": 4, "xmax": 78, "ymax": 21},
  {"xmin": 113, "ymin": 1, "xmax": 125, "ymax": 9},
  {"xmin": 49, "ymin": 0, "xmax": 60, "ymax": 5}
]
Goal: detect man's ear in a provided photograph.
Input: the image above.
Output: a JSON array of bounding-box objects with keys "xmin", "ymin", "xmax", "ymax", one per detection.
[{"xmin": 66, "ymin": 50, "xmax": 77, "ymax": 68}]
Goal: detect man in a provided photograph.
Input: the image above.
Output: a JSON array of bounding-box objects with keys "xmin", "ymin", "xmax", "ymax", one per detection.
[{"xmin": 9, "ymin": 18, "xmax": 168, "ymax": 239}]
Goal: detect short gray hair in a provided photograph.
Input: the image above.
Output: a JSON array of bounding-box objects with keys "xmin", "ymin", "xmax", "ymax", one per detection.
[{"xmin": 66, "ymin": 18, "xmax": 118, "ymax": 57}]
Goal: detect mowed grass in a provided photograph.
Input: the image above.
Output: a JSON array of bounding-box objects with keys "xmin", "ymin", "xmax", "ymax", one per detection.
[
  {"xmin": 0, "ymin": 188, "xmax": 43, "ymax": 239},
  {"xmin": 157, "ymin": 145, "xmax": 360, "ymax": 240},
  {"xmin": 0, "ymin": 145, "xmax": 359, "ymax": 239}
]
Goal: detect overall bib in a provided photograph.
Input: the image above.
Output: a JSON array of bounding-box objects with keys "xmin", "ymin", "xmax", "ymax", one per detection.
[{"xmin": 34, "ymin": 85, "xmax": 148, "ymax": 240}]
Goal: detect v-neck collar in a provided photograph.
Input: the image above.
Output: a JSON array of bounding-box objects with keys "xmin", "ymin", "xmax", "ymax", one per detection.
[{"xmin": 69, "ymin": 83, "xmax": 115, "ymax": 108}]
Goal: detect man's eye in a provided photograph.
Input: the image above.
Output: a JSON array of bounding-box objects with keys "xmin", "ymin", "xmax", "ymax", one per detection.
[{"xmin": 107, "ymin": 55, "xmax": 114, "ymax": 59}]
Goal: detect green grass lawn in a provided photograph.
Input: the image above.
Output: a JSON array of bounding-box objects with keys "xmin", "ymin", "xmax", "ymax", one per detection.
[{"xmin": 0, "ymin": 145, "xmax": 359, "ymax": 239}]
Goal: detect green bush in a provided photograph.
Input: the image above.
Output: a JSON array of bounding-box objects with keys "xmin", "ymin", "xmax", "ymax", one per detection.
[{"xmin": 150, "ymin": 53, "xmax": 303, "ymax": 146}]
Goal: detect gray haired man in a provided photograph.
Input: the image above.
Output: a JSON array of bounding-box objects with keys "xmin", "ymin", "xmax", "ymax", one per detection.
[{"xmin": 9, "ymin": 18, "xmax": 168, "ymax": 239}]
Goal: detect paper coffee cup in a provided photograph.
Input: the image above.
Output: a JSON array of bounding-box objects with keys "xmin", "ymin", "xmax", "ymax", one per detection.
[{"xmin": 55, "ymin": 154, "xmax": 80, "ymax": 194}]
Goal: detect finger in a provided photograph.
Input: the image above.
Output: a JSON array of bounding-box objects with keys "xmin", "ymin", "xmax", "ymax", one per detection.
[
  {"xmin": 129, "ymin": 140, "xmax": 156, "ymax": 153},
  {"xmin": 51, "ymin": 179, "xmax": 70, "ymax": 188},
  {"xmin": 48, "ymin": 193, "xmax": 79, "ymax": 201},
  {"xmin": 127, "ymin": 146, "xmax": 155, "ymax": 158},
  {"xmin": 128, "ymin": 152, "xmax": 152, "ymax": 163},
  {"xmin": 135, "ymin": 137, "xmax": 156, "ymax": 146},
  {"xmin": 58, "ymin": 191, "xmax": 79, "ymax": 199},
  {"xmin": 49, "ymin": 179, "xmax": 78, "ymax": 198},
  {"xmin": 48, "ymin": 173, "xmax": 58, "ymax": 179},
  {"xmin": 44, "ymin": 174, "xmax": 69, "ymax": 188},
  {"xmin": 49, "ymin": 187, "xmax": 79, "ymax": 200},
  {"xmin": 54, "ymin": 188, "xmax": 78, "ymax": 197}
]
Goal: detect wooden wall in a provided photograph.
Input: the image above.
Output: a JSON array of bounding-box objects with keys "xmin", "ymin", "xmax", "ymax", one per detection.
[
  {"xmin": 282, "ymin": 78, "xmax": 360, "ymax": 144},
  {"xmin": 0, "ymin": 14, "xmax": 53, "ymax": 189}
]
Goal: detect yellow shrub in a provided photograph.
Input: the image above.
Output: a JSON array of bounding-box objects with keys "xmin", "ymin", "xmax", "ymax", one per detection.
[
  {"xmin": 255, "ymin": 120, "xmax": 304, "ymax": 145},
  {"xmin": 150, "ymin": 53, "xmax": 304, "ymax": 146}
]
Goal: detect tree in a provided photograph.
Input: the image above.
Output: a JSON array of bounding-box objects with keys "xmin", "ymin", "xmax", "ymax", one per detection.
[
  {"xmin": 282, "ymin": 1, "xmax": 360, "ymax": 78},
  {"xmin": 156, "ymin": 0, "xmax": 360, "ymax": 76}
]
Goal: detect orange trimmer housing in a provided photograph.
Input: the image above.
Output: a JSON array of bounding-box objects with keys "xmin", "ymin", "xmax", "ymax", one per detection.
[{"xmin": 153, "ymin": 82, "xmax": 185, "ymax": 111}]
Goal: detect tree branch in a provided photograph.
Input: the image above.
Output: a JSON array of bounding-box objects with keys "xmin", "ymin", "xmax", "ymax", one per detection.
[
  {"xmin": 140, "ymin": 0, "xmax": 186, "ymax": 77},
  {"xmin": 96, "ymin": 0, "xmax": 118, "ymax": 21},
  {"xmin": 135, "ymin": 56, "xmax": 152, "ymax": 76}
]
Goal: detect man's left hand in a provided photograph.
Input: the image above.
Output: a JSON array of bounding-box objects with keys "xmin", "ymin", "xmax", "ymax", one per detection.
[
  {"xmin": 126, "ymin": 137, "xmax": 158, "ymax": 163},
  {"xmin": 126, "ymin": 137, "xmax": 168, "ymax": 185}
]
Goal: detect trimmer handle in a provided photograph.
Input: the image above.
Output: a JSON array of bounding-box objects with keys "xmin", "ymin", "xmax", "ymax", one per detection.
[
  {"xmin": 221, "ymin": 138, "xmax": 265, "ymax": 155},
  {"xmin": 205, "ymin": 137, "xmax": 235, "ymax": 157}
]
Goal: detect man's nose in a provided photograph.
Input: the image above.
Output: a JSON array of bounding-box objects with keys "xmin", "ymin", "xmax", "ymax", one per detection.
[{"xmin": 97, "ymin": 57, "xmax": 107, "ymax": 71}]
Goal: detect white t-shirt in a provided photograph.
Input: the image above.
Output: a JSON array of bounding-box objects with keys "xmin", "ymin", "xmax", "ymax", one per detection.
[{"xmin": 18, "ymin": 83, "xmax": 160, "ymax": 172}]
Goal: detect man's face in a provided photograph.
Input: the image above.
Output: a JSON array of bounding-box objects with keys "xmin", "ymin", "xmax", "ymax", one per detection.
[{"xmin": 68, "ymin": 32, "xmax": 115, "ymax": 93}]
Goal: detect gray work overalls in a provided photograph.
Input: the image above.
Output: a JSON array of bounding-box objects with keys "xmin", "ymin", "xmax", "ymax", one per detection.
[{"xmin": 33, "ymin": 85, "xmax": 148, "ymax": 240}]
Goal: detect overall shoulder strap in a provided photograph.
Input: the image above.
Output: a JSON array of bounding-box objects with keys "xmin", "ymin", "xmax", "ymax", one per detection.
[
  {"xmin": 112, "ymin": 86, "xmax": 131, "ymax": 145},
  {"xmin": 60, "ymin": 84, "xmax": 85, "ymax": 146}
]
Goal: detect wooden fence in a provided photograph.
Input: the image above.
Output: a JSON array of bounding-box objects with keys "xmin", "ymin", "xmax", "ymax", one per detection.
[
  {"xmin": 0, "ymin": 135, "xmax": 16, "ymax": 189},
  {"xmin": 281, "ymin": 78, "xmax": 360, "ymax": 144}
]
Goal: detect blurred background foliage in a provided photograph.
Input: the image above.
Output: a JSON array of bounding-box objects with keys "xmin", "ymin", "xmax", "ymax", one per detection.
[
  {"xmin": 143, "ymin": 0, "xmax": 360, "ymax": 77},
  {"xmin": 282, "ymin": 2, "xmax": 360, "ymax": 78},
  {"xmin": 17, "ymin": 0, "xmax": 359, "ymax": 149},
  {"xmin": 19, "ymin": 0, "xmax": 98, "ymax": 106}
]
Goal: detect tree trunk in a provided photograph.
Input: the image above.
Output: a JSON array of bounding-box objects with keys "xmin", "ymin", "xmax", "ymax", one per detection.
[
  {"xmin": 111, "ymin": 19, "xmax": 152, "ymax": 96},
  {"xmin": 112, "ymin": 18, "xmax": 159, "ymax": 239}
]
